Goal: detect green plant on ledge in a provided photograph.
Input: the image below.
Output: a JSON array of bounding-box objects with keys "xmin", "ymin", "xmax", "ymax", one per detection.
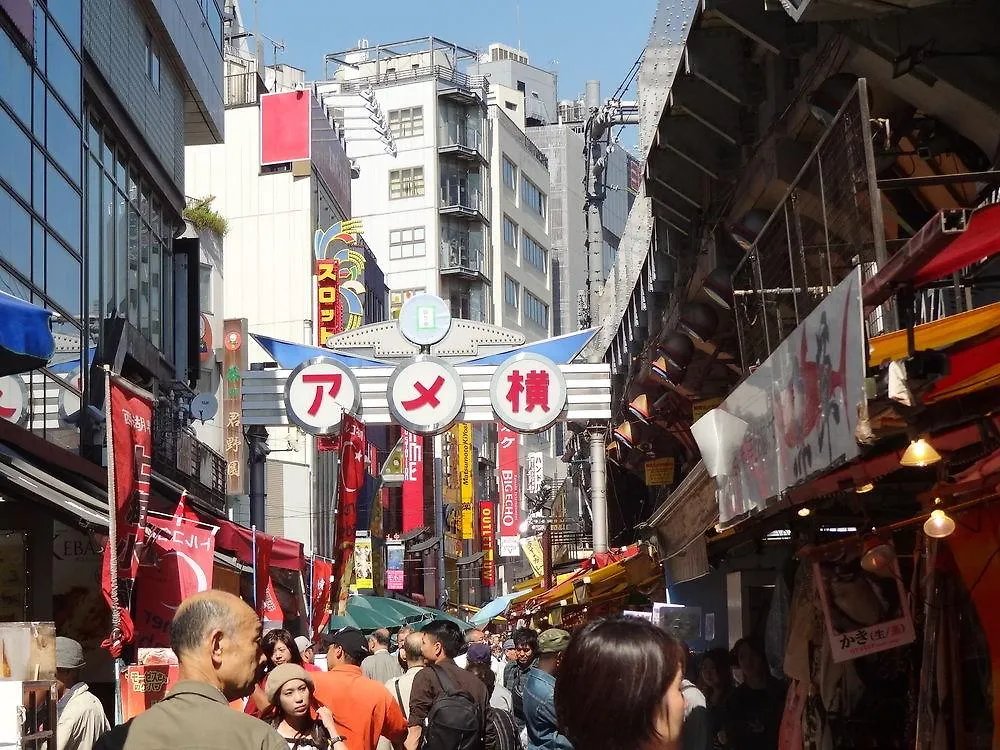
[{"xmin": 183, "ymin": 196, "xmax": 229, "ymax": 237}]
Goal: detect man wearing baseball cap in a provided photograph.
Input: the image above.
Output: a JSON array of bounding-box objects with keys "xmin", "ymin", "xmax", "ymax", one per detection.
[
  {"xmin": 311, "ymin": 628, "xmax": 408, "ymax": 750},
  {"xmin": 523, "ymin": 628, "xmax": 572, "ymax": 750},
  {"xmin": 293, "ymin": 636, "xmax": 321, "ymax": 672},
  {"xmin": 54, "ymin": 637, "xmax": 109, "ymax": 750}
]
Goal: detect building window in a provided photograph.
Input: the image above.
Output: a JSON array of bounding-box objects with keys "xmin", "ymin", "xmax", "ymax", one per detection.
[
  {"xmin": 389, "ymin": 167, "xmax": 425, "ymax": 199},
  {"xmin": 388, "ymin": 106, "xmax": 424, "ymax": 138},
  {"xmin": 524, "ymin": 290, "xmax": 549, "ymax": 330},
  {"xmin": 504, "ymin": 275, "xmax": 519, "ymax": 308},
  {"xmin": 502, "ymin": 156, "xmax": 517, "ymax": 192},
  {"xmin": 503, "ymin": 216, "xmax": 518, "ymax": 248},
  {"xmin": 389, "ymin": 226, "xmax": 426, "ymax": 259},
  {"xmin": 144, "ymin": 28, "xmax": 161, "ymax": 92},
  {"xmin": 505, "ymin": 101, "xmax": 518, "ymax": 111},
  {"xmin": 521, "ymin": 232, "xmax": 547, "ymax": 273},
  {"xmin": 521, "ymin": 176, "xmax": 546, "ymax": 219},
  {"xmin": 199, "ymin": 263, "xmax": 212, "ymax": 312}
]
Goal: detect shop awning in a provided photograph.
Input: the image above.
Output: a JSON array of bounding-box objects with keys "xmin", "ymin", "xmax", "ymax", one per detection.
[
  {"xmin": 0, "ymin": 443, "xmax": 107, "ymax": 527},
  {"xmin": 0, "ymin": 290, "xmax": 55, "ymax": 376},
  {"xmin": 913, "ymin": 203, "xmax": 1000, "ymax": 286},
  {"xmin": 868, "ymin": 300, "xmax": 1000, "ymax": 366},
  {"xmin": 647, "ymin": 461, "xmax": 718, "ymax": 566},
  {"xmin": 214, "ymin": 520, "xmax": 305, "ymax": 571}
]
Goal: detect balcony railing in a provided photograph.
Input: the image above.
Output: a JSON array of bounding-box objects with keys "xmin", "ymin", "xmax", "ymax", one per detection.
[
  {"xmin": 153, "ymin": 399, "xmax": 226, "ymax": 513},
  {"xmin": 334, "ymin": 65, "xmax": 488, "ymax": 100},
  {"xmin": 438, "ymin": 126, "xmax": 488, "ymax": 161},
  {"xmin": 440, "ymin": 241, "xmax": 488, "ymax": 278},
  {"xmin": 439, "ymin": 185, "xmax": 488, "ymax": 217},
  {"xmin": 224, "ymin": 71, "xmax": 266, "ymax": 107}
]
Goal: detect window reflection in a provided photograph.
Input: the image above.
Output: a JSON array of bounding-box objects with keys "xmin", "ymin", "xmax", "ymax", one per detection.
[
  {"xmin": 0, "ymin": 189, "xmax": 32, "ymax": 280},
  {"xmin": 46, "ymin": 20, "xmax": 81, "ymax": 115},
  {"xmin": 0, "ymin": 31, "xmax": 31, "ymax": 124},
  {"xmin": 45, "ymin": 162, "xmax": 82, "ymax": 252},
  {"xmin": 0, "ymin": 107, "xmax": 31, "ymax": 201},
  {"xmin": 46, "ymin": 92, "xmax": 81, "ymax": 184}
]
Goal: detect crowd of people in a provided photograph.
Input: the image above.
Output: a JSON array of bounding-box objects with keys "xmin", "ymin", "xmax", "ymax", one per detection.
[{"xmin": 52, "ymin": 591, "xmax": 786, "ymax": 750}]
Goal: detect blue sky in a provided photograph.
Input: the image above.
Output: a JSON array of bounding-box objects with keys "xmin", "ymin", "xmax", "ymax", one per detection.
[{"xmin": 254, "ymin": 0, "xmax": 656, "ymax": 125}]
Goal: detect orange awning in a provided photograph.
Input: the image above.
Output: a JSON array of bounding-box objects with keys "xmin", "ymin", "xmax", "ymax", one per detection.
[{"xmin": 868, "ymin": 300, "xmax": 1000, "ymax": 367}]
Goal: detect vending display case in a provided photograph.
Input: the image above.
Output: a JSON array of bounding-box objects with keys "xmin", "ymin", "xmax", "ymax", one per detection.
[{"xmin": 0, "ymin": 681, "xmax": 58, "ymax": 750}]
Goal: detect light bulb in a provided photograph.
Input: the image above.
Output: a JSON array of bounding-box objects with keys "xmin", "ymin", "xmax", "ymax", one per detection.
[
  {"xmin": 797, "ymin": 507, "xmax": 811, "ymax": 517},
  {"xmin": 900, "ymin": 438, "xmax": 942, "ymax": 467},
  {"xmin": 856, "ymin": 482, "xmax": 874, "ymax": 494},
  {"xmin": 923, "ymin": 509, "xmax": 956, "ymax": 539},
  {"xmin": 860, "ymin": 537, "xmax": 896, "ymax": 577}
]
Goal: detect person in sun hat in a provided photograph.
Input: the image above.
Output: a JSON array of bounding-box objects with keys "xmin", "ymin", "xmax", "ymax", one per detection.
[
  {"xmin": 55, "ymin": 636, "xmax": 109, "ymax": 750},
  {"xmin": 261, "ymin": 663, "xmax": 347, "ymax": 750}
]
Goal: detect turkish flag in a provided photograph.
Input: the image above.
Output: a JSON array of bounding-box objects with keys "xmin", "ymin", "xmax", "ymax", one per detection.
[
  {"xmin": 310, "ymin": 557, "xmax": 334, "ymax": 640},
  {"xmin": 333, "ymin": 414, "xmax": 365, "ymax": 613}
]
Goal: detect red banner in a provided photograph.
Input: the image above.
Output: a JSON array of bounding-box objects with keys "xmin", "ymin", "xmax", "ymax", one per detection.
[
  {"xmin": 254, "ymin": 532, "xmax": 273, "ymax": 619},
  {"xmin": 402, "ymin": 429, "xmax": 424, "ymax": 532},
  {"xmin": 479, "ymin": 502, "xmax": 496, "ymax": 586},
  {"xmin": 310, "ymin": 557, "xmax": 334, "ymax": 640},
  {"xmin": 497, "ymin": 426, "xmax": 520, "ymax": 557},
  {"xmin": 134, "ymin": 515, "xmax": 217, "ymax": 648},
  {"xmin": 334, "ymin": 415, "xmax": 365, "ymax": 612}
]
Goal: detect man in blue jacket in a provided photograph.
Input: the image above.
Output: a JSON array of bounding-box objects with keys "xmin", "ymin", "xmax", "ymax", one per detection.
[{"xmin": 522, "ymin": 628, "xmax": 572, "ymax": 750}]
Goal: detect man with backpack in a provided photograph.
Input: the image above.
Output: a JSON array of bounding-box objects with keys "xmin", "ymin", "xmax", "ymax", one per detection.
[{"xmin": 405, "ymin": 620, "xmax": 489, "ymax": 750}]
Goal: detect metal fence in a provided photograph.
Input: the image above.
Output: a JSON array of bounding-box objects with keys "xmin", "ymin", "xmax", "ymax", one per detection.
[
  {"xmin": 334, "ymin": 65, "xmax": 488, "ymax": 100},
  {"xmin": 224, "ymin": 72, "xmax": 261, "ymax": 107},
  {"xmin": 153, "ymin": 399, "xmax": 226, "ymax": 513},
  {"xmin": 733, "ymin": 79, "xmax": 885, "ymax": 370}
]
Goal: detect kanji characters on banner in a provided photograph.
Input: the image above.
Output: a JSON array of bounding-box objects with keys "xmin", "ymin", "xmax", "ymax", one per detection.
[
  {"xmin": 253, "ymin": 531, "xmax": 274, "ymax": 619},
  {"xmin": 333, "ymin": 414, "xmax": 365, "ymax": 613},
  {"xmin": 402, "ymin": 429, "xmax": 424, "ymax": 532},
  {"xmin": 497, "ymin": 426, "xmax": 521, "ymax": 557},
  {"xmin": 310, "ymin": 556, "xmax": 334, "ymax": 641}
]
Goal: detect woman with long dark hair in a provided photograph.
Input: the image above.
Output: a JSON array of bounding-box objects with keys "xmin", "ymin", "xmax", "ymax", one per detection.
[
  {"xmin": 246, "ymin": 629, "xmax": 303, "ymax": 716},
  {"xmin": 555, "ymin": 617, "xmax": 687, "ymax": 750},
  {"xmin": 262, "ymin": 663, "xmax": 349, "ymax": 750},
  {"xmin": 697, "ymin": 648, "xmax": 735, "ymax": 749}
]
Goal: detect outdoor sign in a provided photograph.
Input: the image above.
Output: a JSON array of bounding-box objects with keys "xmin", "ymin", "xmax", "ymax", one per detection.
[
  {"xmin": 120, "ymin": 664, "xmax": 179, "ymax": 720},
  {"xmin": 691, "ymin": 268, "xmax": 866, "ymax": 526},
  {"xmin": 260, "ymin": 90, "xmax": 312, "ymax": 165},
  {"xmin": 386, "ymin": 542, "xmax": 405, "ymax": 591},
  {"xmin": 398, "ymin": 292, "xmax": 452, "ymax": 346},
  {"xmin": 223, "ymin": 319, "xmax": 248, "ymax": 495},
  {"xmin": 354, "ymin": 533, "xmax": 374, "ymax": 591},
  {"xmin": 314, "ymin": 219, "xmax": 367, "ymax": 344},
  {"xmin": 520, "ymin": 536, "xmax": 544, "ymax": 577},
  {"xmin": 457, "ymin": 423, "xmax": 475, "ymax": 539},
  {"xmin": 0, "ymin": 375, "xmax": 28, "ymax": 425},
  {"xmin": 310, "ymin": 556, "xmax": 334, "ymax": 640},
  {"xmin": 479, "ymin": 502, "xmax": 496, "ymax": 586},
  {"xmin": 316, "ymin": 258, "xmax": 342, "ymax": 344},
  {"xmin": 402, "ymin": 430, "xmax": 424, "ymax": 532},
  {"xmin": 813, "ymin": 545, "xmax": 915, "ymax": 663},
  {"xmin": 388, "ymin": 355, "xmax": 464, "ymax": 435},
  {"xmin": 490, "ymin": 353, "xmax": 568, "ymax": 433},
  {"xmin": 644, "ymin": 457, "xmax": 675, "ymax": 486},
  {"xmin": 284, "ymin": 357, "xmax": 361, "ymax": 435},
  {"xmin": 497, "ymin": 426, "xmax": 521, "ymax": 558},
  {"xmin": 443, "ymin": 428, "xmax": 463, "ymax": 558},
  {"xmin": 526, "ymin": 452, "xmax": 544, "ymax": 495}
]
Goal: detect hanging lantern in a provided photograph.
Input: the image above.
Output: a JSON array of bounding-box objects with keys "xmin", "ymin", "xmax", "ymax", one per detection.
[
  {"xmin": 678, "ymin": 302, "xmax": 719, "ymax": 343},
  {"xmin": 628, "ymin": 394, "xmax": 651, "ymax": 423},
  {"xmin": 613, "ymin": 420, "xmax": 636, "ymax": 448},
  {"xmin": 661, "ymin": 331, "xmax": 694, "ymax": 371},
  {"xmin": 860, "ymin": 536, "xmax": 896, "ymax": 577},
  {"xmin": 923, "ymin": 509, "xmax": 955, "ymax": 539},
  {"xmin": 651, "ymin": 355, "xmax": 683, "ymax": 385},
  {"xmin": 900, "ymin": 438, "xmax": 941, "ymax": 468}
]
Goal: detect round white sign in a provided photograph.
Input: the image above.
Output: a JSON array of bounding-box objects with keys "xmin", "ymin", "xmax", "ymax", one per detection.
[
  {"xmin": 284, "ymin": 357, "xmax": 361, "ymax": 435},
  {"xmin": 398, "ymin": 293, "xmax": 452, "ymax": 347},
  {"xmin": 388, "ymin": 355, "xmax": 464, "ymax": 435},
  {"xmin": 58, "ymin": 369, "xmax": 82, "ymax": 426},
  {"xmin": 490, "ymin": 353, "xmax": 568, "ymax": 433},
  {"xmin": 0, "ymin": 375, "xmax": 28, "ymax": 426}
]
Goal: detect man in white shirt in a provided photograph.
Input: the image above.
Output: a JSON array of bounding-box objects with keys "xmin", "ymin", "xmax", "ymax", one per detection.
[
  {"xmin": 385, "ymin": 632, "xmax": 425, "ymax": 718},
  {"xmin": 55, "ymin": 637, "xmax": 109, "ymax": 750}
]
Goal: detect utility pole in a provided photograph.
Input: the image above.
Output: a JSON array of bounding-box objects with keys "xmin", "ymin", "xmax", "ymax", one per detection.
[
  {"xmin": 247, "ymin": 363, "xmax": 270, "ymax": 531},
  {"xmin": 589, "ymin": 426, "xmax": 608, "ymax": 552}
]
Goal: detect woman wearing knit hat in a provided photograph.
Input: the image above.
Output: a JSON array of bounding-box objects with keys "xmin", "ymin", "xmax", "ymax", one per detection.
[{"xmin": 263, "ymin": 663, "xmax": 350, "ymax": 750}]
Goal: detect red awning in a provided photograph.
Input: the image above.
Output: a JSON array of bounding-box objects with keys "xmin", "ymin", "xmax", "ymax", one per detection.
[
  {"xmin": 214, "ymin": 520, "xmax": 305, "ymax": 571},
  {"xmin": 914, "ymin": 204, "xmax": 1000, "ymax": 285}
]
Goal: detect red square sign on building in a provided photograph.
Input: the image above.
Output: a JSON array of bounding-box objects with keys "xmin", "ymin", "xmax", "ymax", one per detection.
[{"xmin": 260, "ymin": 91, "xmax": 312, "ymax": 166}]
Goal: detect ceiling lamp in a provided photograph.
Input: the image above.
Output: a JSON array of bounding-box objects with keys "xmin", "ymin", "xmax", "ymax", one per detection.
[
  {"xmin": 703, "ymin": 268, "xmax": 734, "ymax": 310},
  {"xmin": 808, "ymin": 73, "xmax": 860, "ymax": 126},
  {"xmin": 613, "ymin": 420, "xmax": 636, "ymax": 448},
  {"xmin": 627, "ymin": 394, "xmax": 651, "ymax": 423},
  {"xmin": 651, "ymin": 355, "xmax": 684, "ymax": 385},
  {"xmin": 661, "ymin": 331, "xmax": 694, "ymax": 371},
  {"xmin": 860, "ymin": 536, "xmax": 896, "ymax": 577},
  {"xmin": 923, "ymin": 509, "xmax": 956, "ymax": 539},
  {"xmin": 856, "ymin": 482, "xmax": 875, "ymax": 494},
  {"xmin": 900, "ymin": 438, "xmax": 942, "ymax": 468},
  {"xmin": 729, "ymin": 209, "xmax": 769, "ymax": 252},
  {"xmin": 678, "ymin": 302, "xmax": 719, "ymax": 343},
  {"xmin": 797, "ymin": 506, "xmax": 811, "ymax": 517}
]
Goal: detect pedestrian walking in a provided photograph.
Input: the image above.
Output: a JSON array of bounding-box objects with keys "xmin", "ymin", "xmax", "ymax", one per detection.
[
  {"xmin": 454, "ymin": 628, "xmax": 487, "ymax": 668},
  {"xmin": 465, "ymin": 660, "xmax": 522, "ymax": 750},
  {"xmin": 396, "ymin": 626, "xmax": 415, "ymax": 672},
  {"xmin": 697, "ymin": 649, "xmax": 734, "ymax": 750},
  {"xmin": 466, "ymin": 644, "xmax": 512, "ymax": 712},
  {"xmin": 503, "ymin": 628, "xmax": 538, "ymax": 732},
  {"xmin": 95, "ymin": 591, "xmax": 288, "ymax": 750},
  {"xmin": 362, "ymin": 628, "xmax": 404, "ymax": 683},
  {"xmin": 312, "ymin": 627, "xmax": 408, "ymax": 750},
  {"xmin": 386, "ymin": 630, "xmax": 426, "ymax": 719},
  {"xmin": 54, "ymin": 637, "xmax": 109, "ymax": 750},
  {"xmin": 723, "ymin": 638, "xmax": 785, "ymax": 750},
  {"xmin": 555, "ymin": 616, "xmax": 687, "ymax": 750},
  {"xmin": 678, "ymin": 646, "xmax": 711, "ymax": 750},
  {"xmin": 522, "ymin": 628, "xmax": 571, "ymax": 750},
  {"xmin": 261, "ymin": 663, "xmax": 348, "ymax": 750},
  {"xmin": 247, "ymin": 629, "xmax": 305, "ymax": 715}
]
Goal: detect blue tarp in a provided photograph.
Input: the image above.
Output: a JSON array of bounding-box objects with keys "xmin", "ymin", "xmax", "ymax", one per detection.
[{"xmin": 0, "ymin": 291, "xmax": 54, "ymax": 376}]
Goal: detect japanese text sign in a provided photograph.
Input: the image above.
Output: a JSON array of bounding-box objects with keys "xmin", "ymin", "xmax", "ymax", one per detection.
[
  {"xmin": 490, "ymin": 353, "xmax": 567, "ymax": 433},
  {"xmin": 644, "ymin": 457, "xmax": 675, "ymax": 486},
  {"xmin": 402, "ymin": 429, "xmax": 424, "ymax": 532},
  {"xmin": 479, "ymin": 502, "xmax": 496, "ymax": 586},
  {"xmin": 497, "ymin": 426, "xmax": 521, "ymax": 557},
  {"xmin": 457, "ymin": 423, "xmax": 475, "ymax": 540},
  {"xmin": 223, "ymin": 319, "xmax": 248, "ymax": 495},
  {"xmin": 284, "ymin": 357, "xmax": 361, "ymax": 435},
  {"xmin": 388, "ymin": 355, "xmax": 464, "ymax": 435},
  {"xmin": 386, "ymin": 542, "xmax": 405, "ymax": 591},
  {"xmin": 316, "ymin": 259, "xmax": 342, "ymax": 345}
]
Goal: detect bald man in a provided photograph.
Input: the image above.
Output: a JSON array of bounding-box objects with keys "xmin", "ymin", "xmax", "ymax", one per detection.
[
  {"xmin": 361, "ymin": 627, "xmax": 402, "ymax": 683},
  {"xmin": 95, "ymin": 591, "xmax": 286, "ymax": 750}
]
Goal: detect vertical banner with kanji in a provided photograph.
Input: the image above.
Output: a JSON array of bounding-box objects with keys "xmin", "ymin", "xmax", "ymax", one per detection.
[
  {"xmin": 253, "ymin": 532, "xmax": 274, "ymax": 619},
  {"xmin": 457, "ymin": 423, "xmax": 474, "ymax": 539},
  {"xmin": 222, "ymin": 319, "xmax": 248, "ymax": 495},
  {"xmin": 134, "ymin": 514, "xmax": 217, "ymax": 648},
  {"xmin": 479, "ymin": 502, "xmax": 496, "ymax": 587},
  {"xmin": 310, "ymin": 556, "xmax": 334, "ymax": 641},
  {"xmin": 402, "ymin": 429, "xmax": 424, "ymax": 532},
  {"xmin": 101, "ymin": 376, "xmax": 153, "ymax": 656},
  {"xmin": 497, "ymin": 426, "xmax": 521, "ymax": 558},
  {"xmin": 334, "ymin": 414, "xmax": 365, "ymax": 613}
]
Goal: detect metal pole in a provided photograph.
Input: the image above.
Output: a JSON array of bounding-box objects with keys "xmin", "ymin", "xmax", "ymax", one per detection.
[
  {"xmin": 248, "ymin": 424, "xmax": 268, "ymax": 531},
  {"xmin": 542, "ymin": 521, "xmax": 553, "ymax": 590},
  {"xmin": 585, "ymin": 133, "xmax": 605, "ymax": 327},
  {"xmin": 589, "ymin": 426, "xmax": 609, "ymax": 553},
  {"xmin": 434, "ymin": 434, "xmax": 447, "ymax": 609}
]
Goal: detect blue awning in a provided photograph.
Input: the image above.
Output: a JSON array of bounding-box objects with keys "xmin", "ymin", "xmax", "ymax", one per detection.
[
  {"xmin": 470, "ymin": 591, "xmax": 522, "ymax": 626},
  {"xmin": 0, "ymin": 291, "xmax": 54, "ymax": 376}
]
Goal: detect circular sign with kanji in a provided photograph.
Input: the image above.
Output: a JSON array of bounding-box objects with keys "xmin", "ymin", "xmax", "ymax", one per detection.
[
  {"xmin": 398, "ymin": 293, "xmax": 452, "ymax": 347},
  {"xmin": 388, "ymin": 355, "xmax": 464, "ymax": 435},
  {"xmin": 284, "ymin": 356, "xmax": 361, "ymax": 435},
  {"xmin": 490, "ymin": 353, "xmax": 568, "ymax": 433},
  {"xmin": 0, "ymin": 375, "xmax": 28, "ymax": 426}
]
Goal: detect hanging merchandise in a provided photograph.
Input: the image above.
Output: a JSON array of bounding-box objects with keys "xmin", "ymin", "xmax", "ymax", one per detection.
[{"xmin": 333, "ymin": 414, "xmax": 366, "ymax": 613}]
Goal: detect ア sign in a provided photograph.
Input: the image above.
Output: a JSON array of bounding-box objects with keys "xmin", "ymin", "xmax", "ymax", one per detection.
[{"xmin": 284, "ymin": 357, "xmax": 361, "ymax": 435}]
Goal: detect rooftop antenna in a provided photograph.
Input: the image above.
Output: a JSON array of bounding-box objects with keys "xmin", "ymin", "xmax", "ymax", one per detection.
[{"xmin": 516, "ymin": 0, "xmax": 521, "ymax": 53}]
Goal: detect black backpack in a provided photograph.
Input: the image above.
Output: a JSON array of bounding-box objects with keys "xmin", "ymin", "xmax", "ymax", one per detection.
[
  {"xmin": 421, "ymin": 665, "xmax": 484, "ymax": 750},
  {"xmin": 485, "ymin": 707, "xmax": 522, "ymax": 750}
]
